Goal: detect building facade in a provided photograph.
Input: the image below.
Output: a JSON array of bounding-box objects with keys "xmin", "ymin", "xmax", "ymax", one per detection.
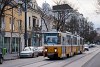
[
  {"xmin": 26, "ymin": 0, "xmax": 55, "ymax": 47},
  {"xmin": 2, "ymin": 5, "xmax": 25, "ymax": 53},
  {"xmin": 0, "ymin": 0, "xmax": 58, "ymax": 54}
]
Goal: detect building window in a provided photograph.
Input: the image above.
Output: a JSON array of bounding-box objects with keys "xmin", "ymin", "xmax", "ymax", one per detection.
[
  {"xmin": 18, "ymin": 20, "xmax": 22, "ymax": 31},
  {"xmin": 9, "ymin": 17, "xmax": 12, "ymax": 30},
  {"xmin": 33, "ymin": 18, "xmax": 36, "ymax": 27},
  {"xmin": 13, "ymin": 18, "xmax": 15, "ymax": 31},
  {"xmin": 37, "ymin": 19, "xmax": 39, "ymax": 26},
  {"xmin": 4, "ymin": 37, "xmax": 10, "ymax": 53},
  {"xmin": 29, "ymin": 17, "xmax": 31, "ymax": 28},
  {"xmin": 9, "ymin": 17, "xmax": 15, "ymax": 31},
  {"xmin": 1, "ymin": 17, "xmax": 5, "ymax": 30}
]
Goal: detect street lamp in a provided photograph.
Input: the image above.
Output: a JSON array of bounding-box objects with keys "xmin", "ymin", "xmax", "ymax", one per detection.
[
  {"xmin": 24, "ymin": 0, "xmax": 28, "ymax": 47},
  {"xmin": 0, "ymin": 0, "xmax": 2, "ymax": 49},
  {"xmin": 0, "ymin": 0, "xmax": 5, "ymax": 50},
  {"xmin": 0, "ymin": 0, "xmax": 2, "ymax": 29},
  {"xmin": 18, "ymin": 0, "xmax": 27, "ymax": 47}
]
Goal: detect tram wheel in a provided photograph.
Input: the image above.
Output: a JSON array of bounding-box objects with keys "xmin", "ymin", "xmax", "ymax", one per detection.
[
  {"xmin": 80, "ymin": 51, "xmax": 82, "ymax": 54},
  {"xmin": 67, "ymin": 54, "xmax": 70, "ymax": 58}
]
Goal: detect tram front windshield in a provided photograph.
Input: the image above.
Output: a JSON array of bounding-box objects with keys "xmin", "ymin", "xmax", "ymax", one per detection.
[
  {"xmin": 46, "ymin": 36, "xmax": 58, "ymax": 45},
  {"xmin": 44, "ymin": 33, "xmax": 61, "ymax": 45}
]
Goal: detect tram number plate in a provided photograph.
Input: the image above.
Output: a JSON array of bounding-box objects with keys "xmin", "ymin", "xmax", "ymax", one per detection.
[{"xmin": 48, "ymin": 53, "xmax": 54, "ymax": 55}]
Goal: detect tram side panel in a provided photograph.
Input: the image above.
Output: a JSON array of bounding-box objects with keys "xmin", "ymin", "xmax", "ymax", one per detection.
[
  {"xmin": 65, "ymin": 34, "xmax": 71, "ymax": 57},
  {"xmin": 80, "ymin": 38, "xmax": 84, "ymax": 53},
  {"xmin": 76, "ymin": 37, "xmax": 81, "ymax": 54},
  {"xmin": 66, "ymin": 46, "xmax": 71, "ymax": 57}
]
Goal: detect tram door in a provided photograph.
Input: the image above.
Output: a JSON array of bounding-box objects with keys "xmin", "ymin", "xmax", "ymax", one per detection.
[
  {"xmin": 70, "ymin": 36, "xmax": 73, "ymax": 55},
  {"xmin": 62, "ymin": 37, "xmax": 66, "ymax": 57}
]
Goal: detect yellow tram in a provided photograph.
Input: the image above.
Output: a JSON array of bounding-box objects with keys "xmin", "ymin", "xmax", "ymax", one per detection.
[{"xmin": 42, "ymin": 31, "xmax": 84, "ymax": 59}]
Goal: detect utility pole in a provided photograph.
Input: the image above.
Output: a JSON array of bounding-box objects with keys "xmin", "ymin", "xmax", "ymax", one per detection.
[
  {"xmin": 18, "ymin": 20, "xmax": 21, "ymax": 57},
  {"xmin": 0, "ymin": 0, "xmax": 2, "ymax": 49},
  {"xmin": 10, "ymin": 7, "xmax": 13, "ymax": 53},
  {"xmin": 0, "ymin": 1, "xmax": 1, "ymax": 25},
  {"xmin": 24, "ymin": 0, "xmax": 27, "ymax": 47}
]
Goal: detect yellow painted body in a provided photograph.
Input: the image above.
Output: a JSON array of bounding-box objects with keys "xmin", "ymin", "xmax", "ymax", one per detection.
[
  {"xmin": 44, "ymin": 45, "xmax": 83, "ymax": 58},
  {"xmin": 44, "ymin": 46, "xmax": 62, "ymax": 58},
  {"xmin": 43, "ymin": 32, "xmax": 84, "ymax": 59}
]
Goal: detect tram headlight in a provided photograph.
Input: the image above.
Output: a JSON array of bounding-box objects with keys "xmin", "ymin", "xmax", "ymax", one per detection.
[
  {"xmin": 54, "ymin": 49, "xmax": 57, "ymax": 52},
  {"xmin": 45, "ymin": 49, "xmax": 47, "ymax": 52}
]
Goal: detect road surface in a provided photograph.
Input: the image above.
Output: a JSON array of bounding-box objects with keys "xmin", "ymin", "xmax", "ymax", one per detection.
[
  {"xmin": 82, "ymin": 51, "xmax": 100, "ymax": 67},
  {"xmin": 0, "ymin": 46, "xmax": 100, "ymax": 67}
]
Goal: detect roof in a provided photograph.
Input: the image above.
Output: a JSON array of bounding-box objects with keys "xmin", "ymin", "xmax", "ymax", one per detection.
[
  {"xmin": 42, "ymin": 31, "xmax": 62, "ymax": 33},
  {"xmin": 53, "ymin": 4, "xmax": 73, "ymax": 10}
]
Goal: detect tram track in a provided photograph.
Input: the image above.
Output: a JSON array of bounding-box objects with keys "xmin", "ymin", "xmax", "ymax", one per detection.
[
  {"xmin": 62, "ymin": 48, "xmax": 99, "ymax": 67},
  {"xmin": 20, "ymin": 59, "xmax": 56, "ymax": 67},
  {"xmin": 38, "ymin": 48, "xmax": 99, "ymax": 67},
  {"xmin": 17, "ymin": 59, "xmax": 45, "ymax": 67},
  {"xmin": 6, "ymin": 60, "xmax": 44, "ymax": 67}
]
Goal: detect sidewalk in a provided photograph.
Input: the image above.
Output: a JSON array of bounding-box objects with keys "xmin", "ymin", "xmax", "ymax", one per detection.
[{"xmin": 3, "ymin": 53, "xmax": 19, "ymax": 61}]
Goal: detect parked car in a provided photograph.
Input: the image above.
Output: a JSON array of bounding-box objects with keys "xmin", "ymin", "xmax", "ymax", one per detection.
[
  {"xmin": 89, "ymin": 44, "xmax": 96, "ymax": 48},
  {"xmin": 0, "ymin": 48, "xmax": 3, "ymax": 64},
  {"xmin": 92, "ymin": 44, "xmax": 96, "ymax": 47},
  {"xmin": 20, "ymin": 47, "xmax": 39, "ymax": 58},
  {"xmin": 84, "ymin": 44, "xmax": 89, "ymax": 51},
  {"xmin": 38, "ymin": 46, "xmax": 44, "ymax": 56}
]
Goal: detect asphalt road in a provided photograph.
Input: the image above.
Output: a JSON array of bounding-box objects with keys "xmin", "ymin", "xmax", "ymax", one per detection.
[
  {"xmin": 0, "ymin": 54, "xmax": 86, "ymax": 67},
  {"xmin": 0, "ymin": 46, "xmax": 99, "ymax": 67},
  {"xmin": 82, "ymin": 52, "xmax": 100, "ymax": 67}
]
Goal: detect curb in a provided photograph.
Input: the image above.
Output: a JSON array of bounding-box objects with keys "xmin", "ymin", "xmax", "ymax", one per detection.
[{"xmin": 4, "ymin": 57, "xmax": 19, "ymax": 61}]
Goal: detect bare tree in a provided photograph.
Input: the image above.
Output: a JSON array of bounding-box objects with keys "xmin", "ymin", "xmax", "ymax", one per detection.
[
  {"xmin": 53, "ymin": 0, "xmax": 78, "ymax": 10},
  {"xmin": 52, "ymin": 0, "xmax": 79, "ymax": 32},
  {"xmin": 0, "ymin": 0, "xmax": 18, "ymax": 30},
  {"xmin": 53, "ymin": 0, "xmax": 62, "ymax": 5},
  {"xmin": 53, "ymin": 0, "xmax": 72, "ymax": 5},
  {"xmin": 67, "ymin": 15, "xmax": 79, "ymax": 34},
  {"xmin": 53, "ymin": 0, "xmax": 96, "ymax": 43},
  {"xmin": 0, "ymin": 0, "xmax": 32, "ymax": 30},
  {"xmin": 95, "ymin": 0, "xmax": 100, "ymax": 13}
]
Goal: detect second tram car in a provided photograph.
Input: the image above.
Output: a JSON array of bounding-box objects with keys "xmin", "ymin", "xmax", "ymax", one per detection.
[{"xmin": 42, "ymin": 31, "xmax": 84, "ymax": 59}]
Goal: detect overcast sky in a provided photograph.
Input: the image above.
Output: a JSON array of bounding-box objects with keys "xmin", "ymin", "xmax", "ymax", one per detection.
[{"xmin": 36, "ymin": 0, "xmax": 100, "ymax": 28}]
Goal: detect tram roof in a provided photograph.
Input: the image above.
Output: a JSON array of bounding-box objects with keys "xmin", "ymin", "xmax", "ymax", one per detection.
[{"xmin": 42, "ymin": 31, "xmax": 84, "ymax": 39}]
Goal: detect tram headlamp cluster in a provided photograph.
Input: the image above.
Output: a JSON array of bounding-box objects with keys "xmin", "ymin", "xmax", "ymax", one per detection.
[
  {"xmin": 45, "ymin": 49, "xmax": 47, "ymax": 52},
  {"xmin": 54, "ymin": 48, "xmax": 57, "ymax": 52}
]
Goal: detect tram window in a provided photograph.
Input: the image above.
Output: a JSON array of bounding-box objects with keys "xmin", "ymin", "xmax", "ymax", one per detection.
[
  {"xmin": 63, "ymin": 37, "xmax": 64, "ymax": 41},
  {"xmin": 75, "ymin": 37, "xmax": 77, "ymax": 45},
  {"xmin": 68, "ymin": 39, "xmax": 70, "ymax": 45},
  {"xmin": 67, "ymin": 35, "xmax": 71, "ymax": 45},
  {"xmin": 62, "ymin": 37, "xmax": 66, "ymax": 45},
  {"xmin": 46, "ymin": 38, "xmax": 51, "ymax": 43},
  {"xmin": 66, "ymin": 38, "xmax": 68, "ymax": 45},
  {"xmin": 78, "ymin": 40, "xmax": 80, "ymax": 45},
  {"xmin": 44, "ymin": 36, "xmax": 61, "ymax": 45},
  {"xmin": 80, "ymin": 38, "xmax": 82, "ymax": 45},
  {"xmin": 57, "ymin": 36, "xmax": 61, "ymax": 44},
  {"xmin": 82, "ymin": 39, "xmax": 84, "ymax": 45},
  {"xmin": 53, "ymin": 37, "xmax": 58, "ymax": 43},
  {"xmin": 80, "ymin": 39, "xmax": 82, "ymax": 45},
  {"xmin": 73, "ymin": 37, "xmax": 77, "ymax": 45},
  {"xmin": 80, "ymin": 38, "xmax": 84, "ymax": 45}
]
